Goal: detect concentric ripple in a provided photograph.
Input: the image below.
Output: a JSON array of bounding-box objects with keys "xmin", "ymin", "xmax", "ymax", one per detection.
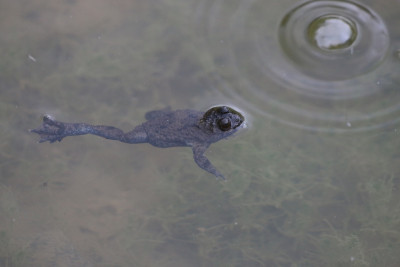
[
  {"xmin": 279, "ymin": 0, "xmax": 389, "ymax": 80},
  {"xmin": 194, "ymin": 0, "xmax": 400, "ymax": 133}
]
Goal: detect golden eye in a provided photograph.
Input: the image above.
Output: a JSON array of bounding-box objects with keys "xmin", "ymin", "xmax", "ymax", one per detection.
[{"xmin": 218, "ymin": 118, "xmax": 231, "ymax": 131}]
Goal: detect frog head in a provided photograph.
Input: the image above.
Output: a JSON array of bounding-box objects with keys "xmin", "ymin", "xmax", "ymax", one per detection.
[{"xmin": 200, "ymin": 106, "xmax": 245, "ymax": 134}]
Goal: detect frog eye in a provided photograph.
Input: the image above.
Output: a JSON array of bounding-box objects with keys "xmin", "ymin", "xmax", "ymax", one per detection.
[{"xmin": 218, "ymin": 118, "xmax": 231, "ymax": 131}]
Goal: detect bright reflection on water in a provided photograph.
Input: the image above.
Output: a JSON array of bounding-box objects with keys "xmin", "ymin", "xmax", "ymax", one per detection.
[
  {"xmin": 1, "ymin": 0, "xmax": 400, "ymax": 266},
  {"xmin": 308, "ymin": 15, "xmax": 357, "ymax": 50}
]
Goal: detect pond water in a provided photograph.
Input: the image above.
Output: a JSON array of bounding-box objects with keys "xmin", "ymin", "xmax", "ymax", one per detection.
[{"xmin": 1, "ymin": 0, "xmax": 400, "ymax": 266}]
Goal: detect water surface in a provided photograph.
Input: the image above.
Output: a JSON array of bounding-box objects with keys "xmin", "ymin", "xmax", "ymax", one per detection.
[{"xmin": 1, "ymin": 0, "xmax": 400, "ymax": 266}]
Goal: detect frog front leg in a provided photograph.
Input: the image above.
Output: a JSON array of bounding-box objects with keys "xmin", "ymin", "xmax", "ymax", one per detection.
[
  {"xmin": 192, "ymin": 144, "xmax": 225, "ymax": 180},
  {"xmin": 30, "ymin": 115, "xmax": 148, "ymax": 144}
]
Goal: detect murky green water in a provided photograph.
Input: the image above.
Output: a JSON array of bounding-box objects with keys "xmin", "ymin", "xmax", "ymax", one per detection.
[{"xmin": 1, "ymin": 0, "xmax": 400, "ymax": 266}]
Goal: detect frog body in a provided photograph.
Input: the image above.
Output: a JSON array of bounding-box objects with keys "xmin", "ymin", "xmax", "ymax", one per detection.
[{"xmin": 31, "ymin": 106, "xmax": 245, "ymax": 180}]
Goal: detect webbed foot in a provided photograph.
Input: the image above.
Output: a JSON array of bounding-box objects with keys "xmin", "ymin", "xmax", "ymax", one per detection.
[{"xmin": 30, "ymin": 115, "xmax": 67, "ymax": 143}]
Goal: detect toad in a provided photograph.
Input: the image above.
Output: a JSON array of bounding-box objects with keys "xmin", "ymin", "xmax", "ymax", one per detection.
[{"xmin": 30, "ymin": 106, "xmax": 245, "ymax": 180}]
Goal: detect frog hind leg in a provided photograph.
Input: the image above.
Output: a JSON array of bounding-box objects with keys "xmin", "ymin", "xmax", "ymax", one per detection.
[
  {"xmin": 122, "ymin": 125, "xmax": 149, "ymax": 144},
  {"xmin": 192, "ymin": 144, "xmax": 225, "ymax": 180},
  {"xmin": 30, "ymin": 115, "xmax": 149, "ymax": 144}
]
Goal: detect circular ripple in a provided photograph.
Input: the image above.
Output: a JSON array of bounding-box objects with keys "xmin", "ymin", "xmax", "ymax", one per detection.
[
  {"xmin": 195, "ymin": 0, "xmax": 400, "ymax": 133},
  {"xmin": 279, "ymin": 0, "xmax": 390, "ymax": 80}
]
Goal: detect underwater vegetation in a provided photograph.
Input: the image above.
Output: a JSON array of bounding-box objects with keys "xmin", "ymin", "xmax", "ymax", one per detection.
[{"xmin": 0, "ymin": 231, "xmax": 27, "ymax": 267}]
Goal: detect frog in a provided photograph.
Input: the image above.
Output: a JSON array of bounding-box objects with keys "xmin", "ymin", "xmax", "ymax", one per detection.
[{"xmin": 30, "ymin": 106, "xmax": 245, "ymax": 180}]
